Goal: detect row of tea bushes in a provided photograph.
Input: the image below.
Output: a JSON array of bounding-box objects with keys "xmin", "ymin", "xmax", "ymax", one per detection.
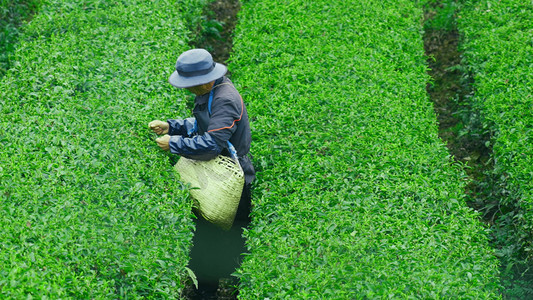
[
  {"xmin": 229, "ymin": 0, "xmax": 501, "ymax": 298},
  {"xmin": 0, "ymin": 0, "xmax": 205, "ymax": 297},
  {"xmin": 457, "ymin": 0, "xmax": 533, "ymax": 261}
]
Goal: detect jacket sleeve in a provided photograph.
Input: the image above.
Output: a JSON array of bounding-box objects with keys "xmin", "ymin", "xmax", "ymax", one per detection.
[
  {"xmin": 167, "ymin": 117, "xmax": 197, "ymax": 137},
  {"xmin": 168, "ymin": 132, "xmax": 222, "ymax": 161}
]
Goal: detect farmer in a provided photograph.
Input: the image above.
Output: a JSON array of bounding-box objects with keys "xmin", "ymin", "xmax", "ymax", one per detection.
[{"xmin": 148, "ymin": 48, "xmax": 255, "ymax": 293}]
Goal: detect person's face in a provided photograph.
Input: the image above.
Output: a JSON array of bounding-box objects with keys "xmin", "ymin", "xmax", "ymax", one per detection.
[{"xmin": 186, "ymin": 81, "xmax": 214, "ymax": 96}]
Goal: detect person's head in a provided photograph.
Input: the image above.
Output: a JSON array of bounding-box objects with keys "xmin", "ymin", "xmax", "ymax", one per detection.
[
  {"xmin": 168, "ymin": 49, "xmax": 227, "ymax": 95},
  {"xmin": 184, "ymin": 81, "xmax": 214, "ymax": 96}
]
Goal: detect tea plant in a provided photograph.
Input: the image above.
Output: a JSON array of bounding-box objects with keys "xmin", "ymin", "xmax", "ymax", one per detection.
[
  {"xmin": 229, "ymin": 0, "xmax": 501, "ymax": 298},
  {"xmin": 457, "ymin": 0, "xmax": 533, "ymax": 296},
  {"xmin": 0, "ymin": 0, "xmax": 40, "ymax": 76},
  {"xmin": 0, "ymin": 0, "xmax": 207, "ymax": 297}
]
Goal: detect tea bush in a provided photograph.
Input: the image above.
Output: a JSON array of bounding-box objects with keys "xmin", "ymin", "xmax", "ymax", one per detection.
[
  {"xmin": 230, "ymin": 0, "xmax": 501, "ymax": 298},
  {"xmin": 457, "ymin": 0, "xmax": 533, "ymax": 261},
  {"xmin": 0, "ymin": 0, "xmax": 207, "ymax": 297},
  {"xmin": 0, "ymin": 0, "xmax": 41, "ymax": 76}
]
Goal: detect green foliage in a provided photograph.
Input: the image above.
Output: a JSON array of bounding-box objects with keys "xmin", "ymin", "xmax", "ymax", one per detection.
[
  {"xmin": 0, "ymin": 0, "xmax": 208, "ymax": 297},
  {"xmin": 186, "ymin": 0, "xmax": 224, "ymax": 53},
  {"xmin": 0, "ymin": 0, "xmax": 40, "ymax": 76},
  {"xmin": 457, "ymin": 0, "xmax": 533, "ymax": 296},
  {"xmin": 230, "ymin": 0, "xmax": 501, "ymax": 298},
  {"xmin": 424, "ymin": 0, "xmax": 459, "ymax": 31},
  {"xmin": 189, "ymin": 15, "xmax": 224, "ymax": 54}
]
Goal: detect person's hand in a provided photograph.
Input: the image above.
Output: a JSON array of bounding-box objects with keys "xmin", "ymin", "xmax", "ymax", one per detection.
[
  {"xmin": 149, "ymin": 120, "xmax": 169, "ymax": 135},
  {"xmin": 156, "ymin": 134, "xmax": 171, "ymax": 151}
]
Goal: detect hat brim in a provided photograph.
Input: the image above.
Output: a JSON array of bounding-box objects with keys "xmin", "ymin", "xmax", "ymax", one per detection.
[{"xmin": 168, "ymin": 63, "xmax": 227, "ymax": 88}]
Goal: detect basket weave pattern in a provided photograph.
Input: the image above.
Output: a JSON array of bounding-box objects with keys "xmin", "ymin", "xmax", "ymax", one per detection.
[{"xmin": 175, "ymin": 155, "xmax": 244, "ymax": 230}]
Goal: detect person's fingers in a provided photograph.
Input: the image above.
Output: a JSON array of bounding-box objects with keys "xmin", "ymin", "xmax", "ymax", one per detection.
[
  {"xmin": 149, "ymin": 120, "xmax": 169, "ymax": 135},
  {"xmin": 149, "ymin": 121, "xmax": 161, "ymax": 134},
  {"xmin": 149, "ymin": 120, "xmax": 163, "ymax": 128},
  {"xmin": 156, "ymin": 135, "xmax": 170, "ymax": 150}
]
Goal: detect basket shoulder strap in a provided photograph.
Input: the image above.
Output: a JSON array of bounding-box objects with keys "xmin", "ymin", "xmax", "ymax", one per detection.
[{"xmin": 208, "ymin": 85, "xmax": 238, "ymax": 161}]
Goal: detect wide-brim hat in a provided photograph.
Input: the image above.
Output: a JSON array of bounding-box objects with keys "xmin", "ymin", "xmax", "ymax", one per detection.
[{"xmin": 169, "ymin": 49, "xmax": 227, "ymax": 88}]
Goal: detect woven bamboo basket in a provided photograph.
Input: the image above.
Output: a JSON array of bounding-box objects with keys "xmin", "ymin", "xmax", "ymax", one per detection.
[{"xmin": 175, "ymin": 155, "xmax": 244, "ymax": 230}]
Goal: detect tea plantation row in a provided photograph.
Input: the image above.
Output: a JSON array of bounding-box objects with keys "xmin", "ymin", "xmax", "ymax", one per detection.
[
  {"xmin": 229, "ymin": 0, "xmax": 501, "ymax": 298},
  {"xmin": 0, "ymin": 0, "xmax": 207, "ymax": 297},
  {"xmin": 457, "ymin": 0, "xmax": 533, "ymax": 261}
]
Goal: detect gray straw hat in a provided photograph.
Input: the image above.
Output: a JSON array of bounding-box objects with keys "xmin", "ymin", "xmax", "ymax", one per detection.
[{"xmin": 169, "ymin": 49, "xmax": 227, "ymax": 88}]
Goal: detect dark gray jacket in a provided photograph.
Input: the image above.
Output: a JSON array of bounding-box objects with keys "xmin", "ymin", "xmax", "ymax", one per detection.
[{"xmin": 167, "ymin": 77, "xmax": 255, "ymax": 184}]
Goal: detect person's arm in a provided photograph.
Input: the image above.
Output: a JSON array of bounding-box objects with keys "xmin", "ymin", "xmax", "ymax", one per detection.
[
  {"xmin": 168, "ymin": 133, "xmax": 222, "ymax": 161},
  {"xmin": 167, "ymin": 117, "xmax": 197, "ymax": 137},
  {"xmin": 166, "ymin": 94, "xmax": 242, "ymax": 160}
]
